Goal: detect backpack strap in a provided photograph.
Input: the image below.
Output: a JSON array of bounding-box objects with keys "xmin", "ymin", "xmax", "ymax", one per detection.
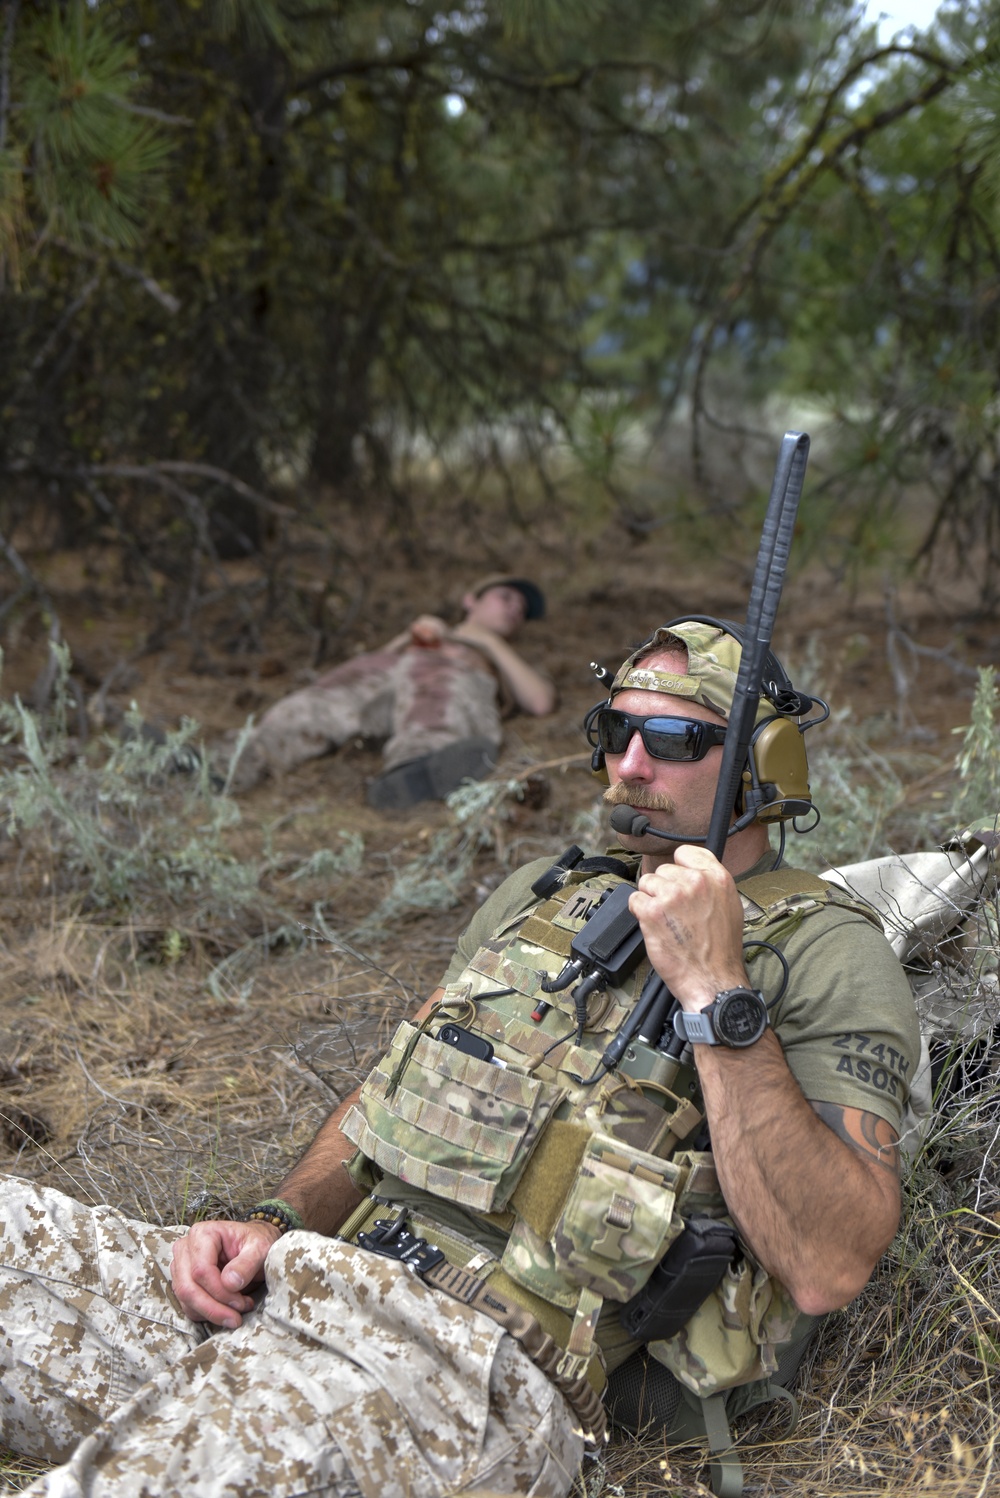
[
  {"xmin": 701, "ymin": 1393, "xmax": 743, "ymax": 1498},
  {"xmin": 737, "ymin": 868, "xmax": 831, "ymax": 907},
  {"xmin": 698, "ymin": 1307, "xmax": 818, "ymax": 1494},
  {"xmin": 737, "ymin": 866, "xmax": 884, "ymax": 934},
  {"xmin": 700, "ymin": 1375, "xmax": 801, "ymax": 1497}
]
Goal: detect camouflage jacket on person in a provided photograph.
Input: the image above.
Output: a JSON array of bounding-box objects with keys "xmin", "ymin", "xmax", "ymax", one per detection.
[{"xmin": 342, "ymin": 851, "xmax": 904, "ymax": 1399}]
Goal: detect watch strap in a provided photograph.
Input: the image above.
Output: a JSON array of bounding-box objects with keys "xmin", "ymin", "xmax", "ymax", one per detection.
[{"xmin": 672, "ymin": 1008, "xmax": 719, "ymax": 1046}]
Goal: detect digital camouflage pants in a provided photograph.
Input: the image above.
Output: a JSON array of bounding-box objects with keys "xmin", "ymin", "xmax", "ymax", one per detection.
[
  {"xmin": 226, "ymin": 646, "xmax": 502, "ymax": 792},
  {"xmin": 0, "ymin": 1177, "xmax": 582, "ymax": 1498}
]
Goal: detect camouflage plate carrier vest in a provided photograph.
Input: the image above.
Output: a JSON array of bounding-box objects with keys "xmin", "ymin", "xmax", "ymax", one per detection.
[{"xmin": 342, "ymin": 853, "xmax": 881, "ymax": 1401}]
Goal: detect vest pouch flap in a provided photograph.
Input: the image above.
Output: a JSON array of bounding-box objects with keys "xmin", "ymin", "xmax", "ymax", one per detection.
[
  {"xmin": 548, "ymin": 1130, "xmax": 685, "ymax": 1303},
  {"xmin": 648, "ymin": 1256, "xmax": 800, "ymax": 1397},
  {"xmin": 340, "ymin": 1019, "xmax": 563, "ymax": 1214}
]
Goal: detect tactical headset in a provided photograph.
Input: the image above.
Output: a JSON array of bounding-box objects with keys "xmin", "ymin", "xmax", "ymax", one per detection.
[{"xmin": 584, "ymin": 615, "xmax": 828, "ymax": 826}]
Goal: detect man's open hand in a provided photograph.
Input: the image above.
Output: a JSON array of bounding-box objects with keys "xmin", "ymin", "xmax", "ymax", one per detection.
[{"xmin": 170, "ymin": 1218, "xmax": 281, "ymax": 1328}]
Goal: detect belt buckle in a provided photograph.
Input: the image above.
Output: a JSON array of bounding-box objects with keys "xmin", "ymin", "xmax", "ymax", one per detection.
[
  {"xmin": 357, "ymin": 1210, "xmax": 446, "ymax": 1275},
  {"xmin": 554, "ymin": 1348, "xmax": 591, "ymax": 1383}
]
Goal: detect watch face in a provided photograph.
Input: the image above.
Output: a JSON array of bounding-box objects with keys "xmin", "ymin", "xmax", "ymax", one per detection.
[{"xmin": 715, "ymin": 989, "xmax": 768, "ymax": 1047}]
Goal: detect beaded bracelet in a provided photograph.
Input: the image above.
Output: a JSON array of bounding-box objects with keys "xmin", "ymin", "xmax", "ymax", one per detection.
[{"xmin": 243, "ymin": 1198, "xmax": 305, "ymax": 1235}]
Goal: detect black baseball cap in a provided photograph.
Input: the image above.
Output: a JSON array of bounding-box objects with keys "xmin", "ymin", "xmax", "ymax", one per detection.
[{"xmin": 470, "ymin": 574, "xmax": 546, "ymax": 621}]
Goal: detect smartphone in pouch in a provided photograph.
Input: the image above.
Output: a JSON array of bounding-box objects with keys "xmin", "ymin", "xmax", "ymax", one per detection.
[{"xmin": 437, "ymin": 1024, "xmax": 505, "ymax": 1066}]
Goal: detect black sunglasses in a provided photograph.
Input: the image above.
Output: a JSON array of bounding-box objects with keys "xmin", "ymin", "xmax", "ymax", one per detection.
[{"xmin": 593, "ymin": 708, "xmax": 728, "ymax": 762}]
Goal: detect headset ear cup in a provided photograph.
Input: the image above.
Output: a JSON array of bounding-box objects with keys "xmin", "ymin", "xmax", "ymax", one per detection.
[
  {"xmin": 745, "ymin": 718, "xmax": 812, "ymax": 822},
  {"xmin": 591, "ymin": 745, "xmax": 610, "ymax": 786}
]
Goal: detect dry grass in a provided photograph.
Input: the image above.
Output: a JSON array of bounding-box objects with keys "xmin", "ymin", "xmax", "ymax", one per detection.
[{"xmin": 0, "ymin": 904, "xmax": 429, "ymax": 1222}]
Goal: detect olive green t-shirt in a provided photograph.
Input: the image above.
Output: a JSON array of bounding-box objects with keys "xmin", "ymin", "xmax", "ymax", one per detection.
[{"xmin": 441, "ymin": 850, "xmax": 920, "ymax": 1132}]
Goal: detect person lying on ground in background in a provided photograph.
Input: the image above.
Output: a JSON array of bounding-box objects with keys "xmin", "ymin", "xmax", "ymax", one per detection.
[{"xmin": 224, "ymin": 572, "xmax": 555, "ymax": 808}]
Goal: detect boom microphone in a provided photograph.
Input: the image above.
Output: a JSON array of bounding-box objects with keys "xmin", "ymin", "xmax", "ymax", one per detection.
[
  {"xmin": 610, "ymin": 806, "xmax": 677, "ymax": 841},
  {"xmin": 608, "ymin": 803, "xmax": 758, "ymax": 845}
]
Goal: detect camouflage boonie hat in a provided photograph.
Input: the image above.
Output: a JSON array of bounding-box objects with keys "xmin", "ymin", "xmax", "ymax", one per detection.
[{"xmin": 609, "ymin": 621, "xmax": 774, "ymax": 728}]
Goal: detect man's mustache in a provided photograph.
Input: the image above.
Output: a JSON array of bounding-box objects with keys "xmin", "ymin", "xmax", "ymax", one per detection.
[{"xmin": 602, "ymin": 783, "xmax": 676, "ymax": 814}]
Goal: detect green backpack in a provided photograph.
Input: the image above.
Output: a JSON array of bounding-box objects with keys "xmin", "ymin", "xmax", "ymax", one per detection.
[{"xmin": 605, "ymin": 1309, "xmax": 822, "ymax": 1498}]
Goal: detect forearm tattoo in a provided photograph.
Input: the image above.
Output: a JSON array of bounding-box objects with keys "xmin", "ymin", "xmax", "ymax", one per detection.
[{"xmin": 811, "ymin": 1101, "xmax": 901, "ymax": 1178}]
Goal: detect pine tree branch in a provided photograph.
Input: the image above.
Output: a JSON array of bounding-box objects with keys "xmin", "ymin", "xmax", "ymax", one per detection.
[
  {"xmin": 26, "ymin": 274, "xmax": 101, "ymax": 376},
  {"xmin": 47, "ymin": 237, "xmax": 182, "ymax": 313},
  {"xmin": 107, "ymin": 95, "xmax": 194, "ymax": 129}
]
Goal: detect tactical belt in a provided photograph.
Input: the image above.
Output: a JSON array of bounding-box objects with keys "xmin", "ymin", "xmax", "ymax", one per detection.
[{"xmin": 344, "ymin": 1203, "xmax": 608, "ymax": 1446}]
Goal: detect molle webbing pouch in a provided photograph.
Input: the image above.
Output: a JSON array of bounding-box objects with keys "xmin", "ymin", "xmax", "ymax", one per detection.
[
  {"xmin": 501, "ymin": 1129, "xmax": 685, "ymax": 1305},
  {"xmin": 660, "ymin": 1154, "xmax": 794, "ymax": 1393},
  {"xmin": 340, "ymin": 1019, "xmax": 563, "ymax": 1214},
  {"xmin": 648, "ymin": 1250, "xmax": 801, "ymax": 1399},
  {"xmin": 466, "ymin": 877, "xmax": 646, "ymax": 1036}
]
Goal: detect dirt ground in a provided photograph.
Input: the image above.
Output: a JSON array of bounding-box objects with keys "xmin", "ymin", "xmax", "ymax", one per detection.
[
  {"xmin": 1, "ymin": 515, "xmax": 998, "ymax": 1494},
  {"xmin": 3, "ymin": 520, "xmax": 992, "ymax": 821}
]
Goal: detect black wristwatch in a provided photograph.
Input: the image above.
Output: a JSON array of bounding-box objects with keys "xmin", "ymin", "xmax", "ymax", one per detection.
[{"xmin": 672, "ymin": 987, "xmax": 769, "ymax": 1048}]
